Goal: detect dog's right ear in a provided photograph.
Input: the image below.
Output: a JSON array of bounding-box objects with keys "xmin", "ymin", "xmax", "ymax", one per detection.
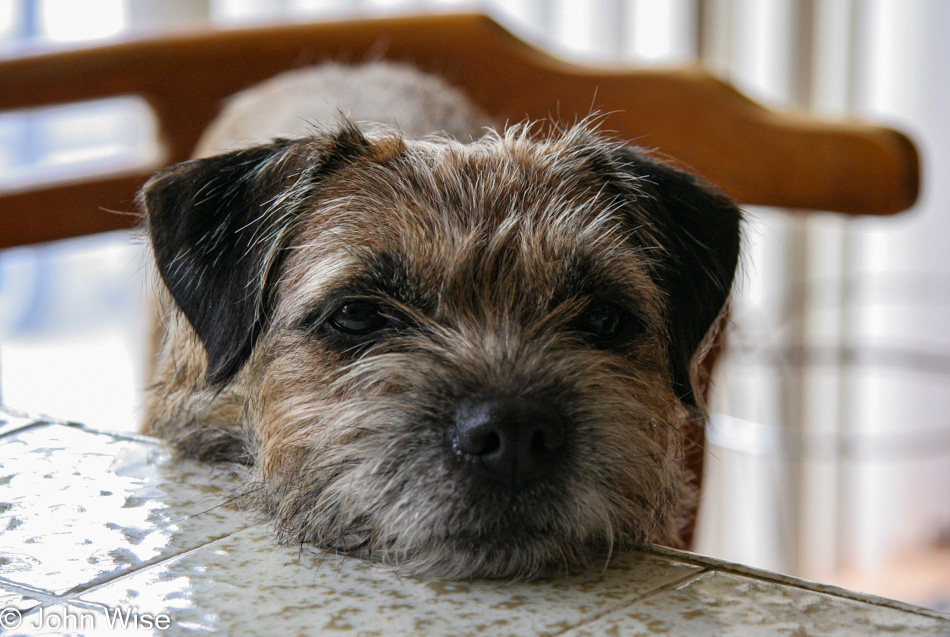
[
  {"xmin": 142, "ymin": 140, "xmax": 304, "ymax": 386},
  {"xmin": 141, "ymin": 127, "xmax": 374, "ymax": 385}
]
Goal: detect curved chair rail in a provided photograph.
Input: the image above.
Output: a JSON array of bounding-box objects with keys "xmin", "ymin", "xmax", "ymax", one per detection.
[{"xmin": 0, "ymin": 12, "xmax": 920, "ymax": 249}]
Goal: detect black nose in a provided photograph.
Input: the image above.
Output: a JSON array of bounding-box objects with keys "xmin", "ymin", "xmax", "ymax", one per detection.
[{"xmin": 452, "ymin": 397, "xmax": 566, "ymax": 488}]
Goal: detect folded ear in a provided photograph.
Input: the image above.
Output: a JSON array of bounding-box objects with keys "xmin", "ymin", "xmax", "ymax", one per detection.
[
  {"xmin": 603, "ymin": 146, "xmax": 742, "ymax": 407},
  {"xmin": 141, "ymin": 127, "xmax": 373, "ymax": 385}
]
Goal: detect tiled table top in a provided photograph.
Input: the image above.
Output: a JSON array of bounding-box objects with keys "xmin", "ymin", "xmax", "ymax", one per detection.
[{"xmin": 1, "ymin": 405, "xmax": 948, "ymax": 636}]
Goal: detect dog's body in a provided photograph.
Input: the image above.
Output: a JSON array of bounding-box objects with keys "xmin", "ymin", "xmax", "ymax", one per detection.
[{"xmin": 142, "ymin": 62, "xmax": 740, "ymax": 579}]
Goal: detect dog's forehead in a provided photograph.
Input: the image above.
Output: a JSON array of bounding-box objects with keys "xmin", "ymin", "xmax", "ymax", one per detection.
[{"xmin": 282, "ymin": 134, "xmax": 658, "ymax": 307}]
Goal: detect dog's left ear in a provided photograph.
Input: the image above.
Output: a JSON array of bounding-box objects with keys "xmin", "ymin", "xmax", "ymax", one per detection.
[{"xmin": 602, "ymin": 146, "xmax": 742, "ymax": 407}]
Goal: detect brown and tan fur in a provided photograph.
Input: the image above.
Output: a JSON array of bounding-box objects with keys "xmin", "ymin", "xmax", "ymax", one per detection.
[{"xmin": 141, "ymin": 63, "xmax": 740, "ymax": 580}]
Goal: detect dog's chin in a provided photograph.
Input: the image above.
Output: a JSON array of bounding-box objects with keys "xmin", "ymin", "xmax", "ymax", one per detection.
[
  {"xmin": 301, "ymin": 483, "xmax": 648, "ymax": 580},
  {"xmin": 327, "ymin": 524, "xmax": 635, "ymax": 581},
  {"xmin": 394, "ymin": 537, "xmax": 620, "ymax": 581}
]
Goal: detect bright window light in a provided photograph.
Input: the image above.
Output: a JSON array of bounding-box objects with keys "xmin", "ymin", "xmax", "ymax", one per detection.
[
  {"xmin": 39, "ymin": 0, "xmax": 126, "ymax": 43},
  {"xmin": 629, "ymin": 0, "xmax": 695, "ymax": 63},
  {"xmin": 0, "ymin": 0, "xmax": 16, "ymax": 42}
]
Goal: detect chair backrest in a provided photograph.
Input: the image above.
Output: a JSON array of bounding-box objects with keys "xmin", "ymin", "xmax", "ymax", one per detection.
[{"xmin": 0, "ymin": 12, "xmax": 919, "ymax": 250}]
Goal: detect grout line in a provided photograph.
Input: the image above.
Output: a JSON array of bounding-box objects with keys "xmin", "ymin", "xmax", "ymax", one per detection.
[
  {"xmin": 0, "ymin": 420, "xmax": 161, "ymax": 445},
  {"xmin": 0, "ymin": 578, "xmax": 58, "ymax": 606},
  {"xmin": 17, "ymin": 524, "xmax": 263, "ymax": 618},
  {"xmin": 552, "ymin": 569, "xmax": 712, "ymax": 637},
  {"xmin": 61, "ymin": 421, "xmax": 162, "ymax": 445},
  {"xmin": 0, "ymin": 406, "xmax": 42, "ymax": 422},
  {"xmin": 0, "ymin": 421, "xmax": 50, "ymax": 440},
  {"xmin": 643, "ymin": 544, "xmax": 950, "ymax": 621}
]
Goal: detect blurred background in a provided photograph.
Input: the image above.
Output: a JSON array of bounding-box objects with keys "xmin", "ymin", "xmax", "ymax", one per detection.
[{"xmin": 0, "ymin": 0, "xmax": 947, "ymax": 611}]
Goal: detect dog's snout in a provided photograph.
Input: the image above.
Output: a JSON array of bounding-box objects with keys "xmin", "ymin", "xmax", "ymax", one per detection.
[{"xmin": 452, "ymin": 397, "xmax": 566, "ymax": 487}]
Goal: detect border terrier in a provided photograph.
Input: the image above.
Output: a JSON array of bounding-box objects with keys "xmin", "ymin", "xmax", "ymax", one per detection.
[{"xmin": 141, "ymin": 62, "xmax": 741, "ymax": 579}]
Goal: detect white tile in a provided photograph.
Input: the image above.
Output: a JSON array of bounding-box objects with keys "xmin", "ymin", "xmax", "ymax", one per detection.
[
  {"xmin": 565, "ymin": 570, "xmax": 950, "ymax": 636},
  {"xmin": 77, "ymin": 525, "xmax": 701, "ymax": 636},
  {"xmin": 0, "ymin": 424, "xmax": 249, "ymax": 594}
]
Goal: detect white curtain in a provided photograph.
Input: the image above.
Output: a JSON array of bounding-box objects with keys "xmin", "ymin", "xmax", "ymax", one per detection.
[{"xmin": 693, "ymin": 0, "xmax": 950, "ymax": 589}]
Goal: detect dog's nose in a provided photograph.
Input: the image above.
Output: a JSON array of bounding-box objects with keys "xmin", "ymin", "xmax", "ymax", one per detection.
[{"xmin": 452, "ymin": 397, "xmax": 566, "ymax": 488}]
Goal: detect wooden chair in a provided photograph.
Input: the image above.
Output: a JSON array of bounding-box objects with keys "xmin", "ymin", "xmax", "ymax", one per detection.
[{"xmin": 0, "ymin": 13, "xmax": 919, "ymax": 547}]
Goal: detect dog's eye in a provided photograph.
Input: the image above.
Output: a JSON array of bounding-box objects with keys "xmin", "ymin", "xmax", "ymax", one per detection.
[
  {"xmin": 575, "ymin": 301, "xmax": 635, "ymax": 342},
  {"xmin": 329, "ymin": 301, "xmax": 388, "ymax": 335}
]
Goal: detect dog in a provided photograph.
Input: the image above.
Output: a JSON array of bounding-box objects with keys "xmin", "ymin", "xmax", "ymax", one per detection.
[{"xmin": 141, "ymin": 62, "xmax": 741, "ymax": 579}]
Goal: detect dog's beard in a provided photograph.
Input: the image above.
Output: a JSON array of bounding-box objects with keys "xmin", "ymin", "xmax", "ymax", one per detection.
[{"xmin": 245, "ymin": 346, "xmax": 690, "ymax": 580}]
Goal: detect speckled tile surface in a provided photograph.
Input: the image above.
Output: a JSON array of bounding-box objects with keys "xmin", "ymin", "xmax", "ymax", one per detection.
[
  {"xmin": 2, "ymin": 405, "xmax": 949, "ymax": 636},
  {"xmin": 562, "ymin": 569, "xmax": 950, "ymax": 636},
  {"xmin": 70, "ymin": 525, "xmax": 700, "ymax": 636},
  {"xmin": 0, "ymin": 421, "xmax": 249, "ymax": 596}
]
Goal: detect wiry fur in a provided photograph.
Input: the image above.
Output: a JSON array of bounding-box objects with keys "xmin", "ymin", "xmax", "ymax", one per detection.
[{"xmin": 142, "ymin": 63, "xmax": 740, "ymax": 580}]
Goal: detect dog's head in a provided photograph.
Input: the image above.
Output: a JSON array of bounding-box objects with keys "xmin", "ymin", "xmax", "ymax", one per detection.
[{"xmin": 143, "ymin": 123, "xmax": 740, "ymax": 578}]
